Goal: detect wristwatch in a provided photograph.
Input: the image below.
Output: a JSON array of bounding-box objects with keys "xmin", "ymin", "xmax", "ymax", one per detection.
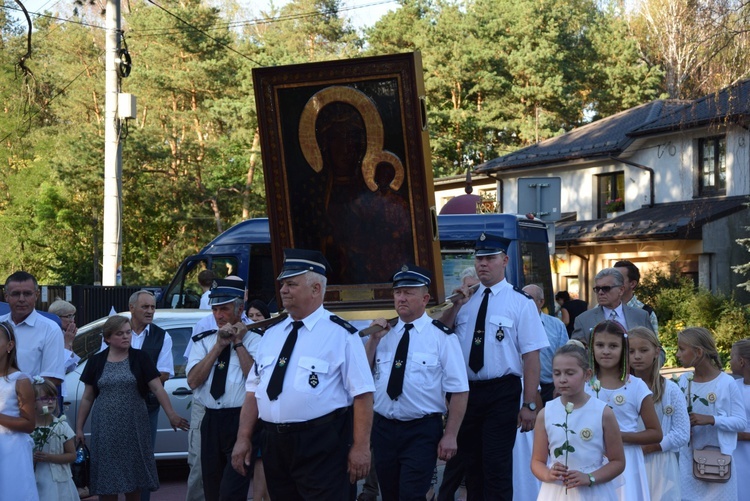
[
  {"xmin": 522, "ymin": 402, "xmax": 537, "ymax": 411},
  {"xmin": 233, "ymin": 343, "xmax": 246, "ymax": 351},
  {"xmin": 588, "ymin": 474, "xmax": 596, "ymax": 486}
]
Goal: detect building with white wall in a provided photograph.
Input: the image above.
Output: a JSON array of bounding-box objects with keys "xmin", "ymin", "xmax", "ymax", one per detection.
[{"xmin": 470, "ymin": 79, "xmax": 750, "ymax": 304}]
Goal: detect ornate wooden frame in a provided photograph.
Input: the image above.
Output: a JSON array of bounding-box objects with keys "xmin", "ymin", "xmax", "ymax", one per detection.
[{"xmin": 253, "ymin": 52, "xmax": 444, "ymax": 309}]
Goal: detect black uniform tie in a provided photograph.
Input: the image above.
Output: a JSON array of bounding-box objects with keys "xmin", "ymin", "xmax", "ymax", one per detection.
[
  {"xmin": 267, "ymin": 321, "xmax": 304, "ymax": 401},
  {"xmin": 469, "ymin": 289, "xmax": 491, "ymax": 373},
  {"xmin": 387, "ymin": 323, "xmax": 413, "ymax": 400},
  {"xmin": 209, "ymin": 344, "xmax": 232, "ymax": 400}
]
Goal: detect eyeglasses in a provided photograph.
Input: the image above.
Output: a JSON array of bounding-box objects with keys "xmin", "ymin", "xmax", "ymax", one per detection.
[
  {"xmin": 60, "ymin": 314, "xmax": 76, "ymax": 320},
  {"xmin": 593, "ymin": 285, "xmax": 620, "ymax": 293},
  {"xmin": 7, "ymin": 291, "xmax": 35, "ymax": 298}
]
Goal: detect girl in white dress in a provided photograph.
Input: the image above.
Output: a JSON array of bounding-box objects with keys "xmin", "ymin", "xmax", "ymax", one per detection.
[
  {"xmin": 677, "ymin": 327, "xmax": 746, "ymax": 501},
  {"xmin": 584, "ymin": 320, "xmax": 661, "ymax": 501},
  {"xmin": 628, "ymin": 327, "xmax": 689, "ymax": 501},
  {"xmin": 32, "ymin": 378, "xmax": 79, "ymax": 501},
  {"xmin": 0, "ymin": 321, "xmax": 39, "ymax": 501},
  {"xmin": 729, "ymin": 338, "xmax": 750, "ymax": 501},
  {"xmin": 532, "ymin": 343, "xmax": 625, "ymax": 500}
]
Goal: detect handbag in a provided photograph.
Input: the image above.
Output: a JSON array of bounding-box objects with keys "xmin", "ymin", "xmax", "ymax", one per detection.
[
  {"xmin": 71, "ymin": 441, "xmax": 90, "ymax": 489},
  {"xmin": 693, "ymin": 448, "xmax": 731, "ymax": 483}
]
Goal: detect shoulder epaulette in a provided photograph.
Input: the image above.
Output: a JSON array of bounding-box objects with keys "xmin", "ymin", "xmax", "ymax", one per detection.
[
  {"xmin": 249, "ymin": 326, "xmax": 265, "ymax": 336},
  {"xmin": 330, "ymin": 315, "xmax": 358, "ymax": 334},
  {"xmin": 513, "ymin": 286, "xmax": 534, "ymax": 300},
  {"xmin": 191, "ymin": 329, "xmax": 217, "ymax": 343},
  {"xmin": 432, "ymin": 319, "xmax": 454, "ymax": 334}
]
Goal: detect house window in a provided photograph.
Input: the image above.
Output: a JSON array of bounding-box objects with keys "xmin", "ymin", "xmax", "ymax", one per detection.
[
  {"xmin": 597, "ymin": 172, "xmax": 625, "ymax": 218},
  {"xmin": 698, "ymin": 136, "xmax": 726, "ymax": 196}
]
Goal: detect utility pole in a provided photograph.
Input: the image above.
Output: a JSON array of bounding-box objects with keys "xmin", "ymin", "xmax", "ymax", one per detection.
[{"xmin": 102, "ymin": 0, "xmax": 122, "ymax": 286}]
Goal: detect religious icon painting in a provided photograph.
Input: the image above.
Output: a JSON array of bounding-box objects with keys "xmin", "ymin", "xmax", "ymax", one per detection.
[{"xmin": 253, "ymin": 52, "xmax": 445, "ymax": 310}]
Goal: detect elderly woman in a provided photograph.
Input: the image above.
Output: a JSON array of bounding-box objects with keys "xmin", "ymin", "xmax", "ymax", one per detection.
[
  {"xmin": 48, "ymin": 299, "xmax": 80, "ymax": 374},
  {"xmin": 75, "ymin": 315, "xmax": 189, "ymax": 501}
]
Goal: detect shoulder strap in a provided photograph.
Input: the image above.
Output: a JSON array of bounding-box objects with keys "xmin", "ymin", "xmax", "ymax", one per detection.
[
  {"xmin": 248, "ymin": 312, "xmax": 289, "ymax": 335},
  {"xmin": 432, "ymin": 319, "xmax": 454, "ymax": 334},
  {"xmin": 330, "ymin": 315, "xmax": 358, "ymax": 334},
  {"xmin": 641, "ymin": 303, "xmax": 654, "ymax": 316},
  {"xmin": 513, "ymin": 285, "xmax": 534, "ymax": 300},
  {"xmin": 192, "ymin": 329, "xmax": 217, "ymax": 343}
]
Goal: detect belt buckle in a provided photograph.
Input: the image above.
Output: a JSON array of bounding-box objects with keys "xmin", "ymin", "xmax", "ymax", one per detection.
[{"xmin": 276, "ymin": 423, "xmax": 292, "ymax": 433}]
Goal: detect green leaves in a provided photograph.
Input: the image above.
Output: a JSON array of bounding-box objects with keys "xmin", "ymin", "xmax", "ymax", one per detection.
[{"xmin": 553, "ymin": 439, "xmax": 575, "ymax": 458}]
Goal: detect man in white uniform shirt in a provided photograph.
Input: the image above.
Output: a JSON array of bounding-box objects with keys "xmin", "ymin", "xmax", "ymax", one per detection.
[
  {"xmin": 184, "ymin": 275, "xmax": 252, "ymax": 501},
  {"xmin": 366, "ymin": 264, "xmax": 468, "ymax": 500},
  {"xmin": 0, "ymin": 271, "xmax": 64, "ymax": 385},
  {"xmin": 438, "ymin": 233, "xmax": 548, "ymax": 501},
  {"xmin": 232, "ymin": 249, "xmax": 375, "ymax": 500},
  {"xmin": 187, "ymin": 279, "xmax": 260, "ymax": 501}
]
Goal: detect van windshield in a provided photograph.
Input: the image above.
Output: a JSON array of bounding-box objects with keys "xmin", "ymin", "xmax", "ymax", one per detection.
[{"xmin": 163, "ymin": 256, "xmax": 239, "ymax": 308}]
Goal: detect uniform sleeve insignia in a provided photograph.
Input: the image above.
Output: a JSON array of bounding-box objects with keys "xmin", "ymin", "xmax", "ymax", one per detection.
[
  {"xmin": 191, "ymin": 329, "xmax": 217, "ymax": 342},
  {"xmin": 432, "ymin": 319, "xmax": 454, "ymax": 334},
  {"xmin": 513, "ymin": 286, "xmax": 534, "ymax": 300},
  {"xmin": 330, "ymin": 315, "xmax": 358, "ymax": 334}
]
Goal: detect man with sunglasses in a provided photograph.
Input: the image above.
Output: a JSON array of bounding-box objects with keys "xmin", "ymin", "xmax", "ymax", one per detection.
[{"xmin": 571, "ymin": 267, "xmax": 653, "ymax": 345}]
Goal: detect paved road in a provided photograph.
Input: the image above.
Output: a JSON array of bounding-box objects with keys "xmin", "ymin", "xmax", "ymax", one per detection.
[{"xmin": 80, "ymin": 460, "xmax": 450, "ymax": 500}]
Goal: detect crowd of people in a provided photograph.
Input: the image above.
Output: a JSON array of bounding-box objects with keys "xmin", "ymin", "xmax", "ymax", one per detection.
[{"xmin": 2, "ymin": 239, "xmax": 750, "ymax": 501}]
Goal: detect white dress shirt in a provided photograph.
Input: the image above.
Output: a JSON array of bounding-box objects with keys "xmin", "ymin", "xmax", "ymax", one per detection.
[
  {"xmin": 454, "ymin": 279, "xmax": 549, "ymax": 381},
  {"xmin": 188, "ymin": 331, "xmax": 261, "ymax": 409},
  {"xmin": 372, "ymin": 312, "xmax": 468, "ymax": 420},
  {"xmin": 0, "ymin": 310, "xmax": 64, "ymax": 380},
  {"xmin": 246, "ymin": 305, "xmax": 375, "ymax": 424}
]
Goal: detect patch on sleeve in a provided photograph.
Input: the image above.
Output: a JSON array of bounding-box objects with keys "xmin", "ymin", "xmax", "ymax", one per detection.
[
  {"xmin": 191, "ymin": 329, "xmax": 217, "ymax": 342},
  {"xmin": 330, "ymin": 315, "xmax": 358, "ymax": 334},
  {"xmin": 432, "ymin": 319, "xmax": 454, "ymax": 334}
]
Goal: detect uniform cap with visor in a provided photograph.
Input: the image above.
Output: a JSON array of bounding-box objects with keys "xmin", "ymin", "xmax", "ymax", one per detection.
[
  {"xmin": 277, "ymin": 248, "xmax": 331, "ymax": 280},
  {"xmin": 474, "ymin": 232, "xmax": 511, "ymax": 256},
  {"xmin": 392, "ymin": 264, "xmax": 432, "ymax": 289},
  {"xmin": 208, "ymin": 278, "xmax": 245, "ymax": 306}
]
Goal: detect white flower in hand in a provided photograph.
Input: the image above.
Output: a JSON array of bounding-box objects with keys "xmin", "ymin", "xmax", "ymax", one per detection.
[
  {"xmin": 591, "ymin": 379, "xmax": 601, "ymax": 392},
  {"xmin": 565, "ymin": 402, "xmax": 574, "ymax": 414},
  {"xmin": 687, "ymin": 372, "xmax": 694, "ymax": 381}
]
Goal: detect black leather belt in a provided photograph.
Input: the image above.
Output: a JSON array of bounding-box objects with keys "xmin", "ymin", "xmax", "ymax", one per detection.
[
  {"xmin": 468, "ymin": 374, "xmax": 518, "ymax": 387},
  {"xmin": 265, "ymin": 407, "xmax": 349, "ymax": 434}
]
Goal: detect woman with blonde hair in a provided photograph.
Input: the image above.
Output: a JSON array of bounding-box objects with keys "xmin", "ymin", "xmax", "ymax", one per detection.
[
  {"xmin": 628, "ymin": 327, "xmax": 688, "ymax": 500},
  {"xmin": 676, "ymin": 327, "xmax": 746, "ymax": 501}
]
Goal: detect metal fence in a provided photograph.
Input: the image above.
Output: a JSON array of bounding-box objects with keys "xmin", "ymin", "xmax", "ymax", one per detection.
[{"xmin": 1, "ymin": 285, "xmax": 163, "ymax": 326}]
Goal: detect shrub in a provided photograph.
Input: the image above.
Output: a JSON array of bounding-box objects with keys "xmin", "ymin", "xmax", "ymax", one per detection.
[{"xmin": 639, "ymin": 268, "xmax": 750, "ymax": 368}]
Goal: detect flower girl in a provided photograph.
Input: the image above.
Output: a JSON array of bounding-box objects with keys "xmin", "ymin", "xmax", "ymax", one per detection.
[
  {"xmin": 586, "ymin": 321, "xmax": 661, "ymax": 501},
  {"xmin": 677, "ymin": 327, "xmax": 746, "ymax": 501},
  {"xmin": 32, "ymin": 378, "xmax": 79, "ymax": 500},
  {"xmin": 628, "ymin": 326, "xmax": 689, "ymax": 500},
  {"xmin": 532, "ymin": 343, "xmax": 624, "ymax": 500},
  {"xmin": 0, "ymin": 321, "xmax": 38, "ymax": 501}
]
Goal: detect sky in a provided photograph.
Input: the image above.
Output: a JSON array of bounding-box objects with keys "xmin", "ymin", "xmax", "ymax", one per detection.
[{"xmin": 5, "ymin": 0, "xmax": 400, "ymax": 30}]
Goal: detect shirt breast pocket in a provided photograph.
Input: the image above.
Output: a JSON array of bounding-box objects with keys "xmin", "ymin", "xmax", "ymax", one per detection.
[
  {"xmin": 489, "ymin": 315, "xmax": 513, "ymax": 343},
  {"xmin": 251, "ymin": 356, "xmax": 275, "ymax": 386},
  {"xmin": 293, "ymin": 356, "xmax": 329, "ymax": 394},
  {"xmin": 408, "ymin": 352, "xmax": 439, "ymax": 386},
  {"xmin": 374, "ymin": 355, "xmax": 393, "ymax": 382}
]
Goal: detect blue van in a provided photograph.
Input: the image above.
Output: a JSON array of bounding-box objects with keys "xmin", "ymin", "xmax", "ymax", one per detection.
[{"xmin": 158, "ymin": 213, "xmax": 553, "ymax": 314}]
